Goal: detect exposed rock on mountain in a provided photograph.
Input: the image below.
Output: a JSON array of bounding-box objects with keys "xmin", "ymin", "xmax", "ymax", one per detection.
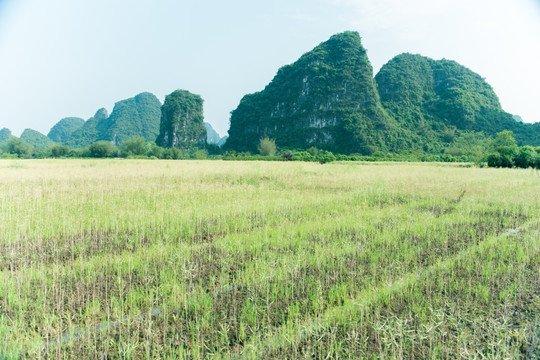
[
  {"xmin": 156, "ymin": 90, "xmax": 206, "ymax": 148},
  {"xmin": 225, "ymin": 31, "xmax": 401, "ymax": 154}
]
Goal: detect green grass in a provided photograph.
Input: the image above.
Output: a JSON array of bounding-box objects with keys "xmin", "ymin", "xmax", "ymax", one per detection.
[{"xmin": 0, "ymin": 159, "xmax": 538, "ymax": 358}]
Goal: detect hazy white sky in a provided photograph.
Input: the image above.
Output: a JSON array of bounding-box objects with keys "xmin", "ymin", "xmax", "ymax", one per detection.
[{"xmin": 0, "ymin": 0, "xmax": 539, "ymax": 137}]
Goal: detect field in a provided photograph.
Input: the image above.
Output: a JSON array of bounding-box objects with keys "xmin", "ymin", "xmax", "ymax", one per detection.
[{"xmin": 0, "ymin": 159, "xmax": 538, "ymax": 359}]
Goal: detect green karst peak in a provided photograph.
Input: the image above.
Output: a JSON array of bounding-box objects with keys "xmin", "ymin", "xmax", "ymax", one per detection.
[
  {"xmin": 225, "ymin": 34, "xmax": 539, "ymax": 154},
  {"xmin": 0, "ymin": 128, "xmax": 12, "ymax": 145},
  {"xmin": 20, "ymin": 128, "xmax": 56, "ymax": 149},
  {"xmin": 65, "ymin": 108, "xmax": 109, "ymax": 148},
  {"xmin": 64, "ymin": 93, "xmax": 162, "ymax": 148},
  {"xmin": 375, "ymin": 53, "xmax": 540, "ymax": 149},
  {"xmin": 156, "ymin": 90, "xmax": 206, "ymax": 148},
  {"xmin": 225, "ymin": 31, "xmax": 403, "ymax": 155},
  {"xmin": 47, "ymin": 117, "xmax": 85, "ymax": 143},
  {"xmin": 9, "ymin": 32, "xmax": 539, "ymax": 155}
]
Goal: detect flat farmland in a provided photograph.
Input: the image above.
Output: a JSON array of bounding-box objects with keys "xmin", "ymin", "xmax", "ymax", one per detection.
[{"xmin": 0, "ymin": 160, "xmax": 538, "ymax": 359}]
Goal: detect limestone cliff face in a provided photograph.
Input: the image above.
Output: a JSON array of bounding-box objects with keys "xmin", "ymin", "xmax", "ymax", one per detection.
[
  {"xmin": 156, "ymin": 90, "xmax": 206, "ymax": 148},
  {"xmin": 225, "ymin": 31, "xmax": 397, "ymax": 154}
]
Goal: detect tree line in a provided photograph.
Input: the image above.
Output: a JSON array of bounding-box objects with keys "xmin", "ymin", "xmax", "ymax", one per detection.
[{"xmin": 1, "ymin": 130, "xmax": 538, "ymax": 169}]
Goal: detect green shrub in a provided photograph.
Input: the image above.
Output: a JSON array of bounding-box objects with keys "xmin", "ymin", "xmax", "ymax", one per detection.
[
  {"xmin": 307, "ymin": 147, "xmax": 318, "ymax": 156},
  {"xmin": 3, "ymin": 137, "xmax": 33, "ymax": 158},
  {"xmin": 148, "ymin": 144, "xmax": 163, "ymax": 158},
  {"xmin": 33, "ymin": 149, "xmax": 51, "ymax": 159},
  {"xmin": 88, "ymin": 141, "xmax": 117, "ymax": 158},
  {"xmin": 206, "ymin": 143, "xmax": 222, "ymax": 155},
  {"xmin": 121, "ymin": 136, "xmax": 147, "ymax": 157},
  {"xmin": 160, "ymin": 147, "xmax": 187, "ymax": 160},
  {"xmin": 292, "ymin": 151, "xmax": 314, "ymax": 162},
  {"xmin": 50, "ymin": 144, "xmax": 70, "ymax": 158},
  {"xmin": 192, "ymin": 149, "xmax": 208, "ymax": 159},
  {"xmin": 514, "ymin": 146, "xmax": 536, "ymax": 168},
  {"xmin": 486, "ymin": 153, "xmax": 502, "ymax": 168},
  {"xmin": 316, "ymin": 150, "xmax": 336, "ymax": 164},
  {"xmin": 257, "ymin": 137, "xmax": 277, "ymax": 156}
]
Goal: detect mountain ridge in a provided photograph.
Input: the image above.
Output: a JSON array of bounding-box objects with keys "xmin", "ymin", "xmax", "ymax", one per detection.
[
  {"xmin": 5, "ymin": 32, "xmax": 538, "ymax": 154},
  {"xmin": 63, "ymin": 93, "xmax": 161, "ymax": 148},
  {"xmin": 225, "ymin": 31, "xmax": 404, "ymax": 154},
  {"xmin": 375, "ymin": 53, "xmax": 540, "ymax": 149}
]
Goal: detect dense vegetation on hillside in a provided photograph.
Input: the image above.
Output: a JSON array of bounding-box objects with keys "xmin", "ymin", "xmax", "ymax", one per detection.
[
  {"xmin": 224, "ymin": 34, "xmax": 538, "ymax": 154},
  {"xmin": 65, "ymin": 109, "xmax": 109, "ymax": 148},
  {"xmin": 20, "ymin": 128, "xmax": 55, "ymax": 149},
  {"xmin": 64, "ymin": 93, "xmax": 161, "ymax": 148},
  {"xmin": 98, "ymin": 92, "xmax": 162, "ymax": 144},
  {"xmin": 0, "ymin": 128, "xmax": 11, "ymax": 144},
  {"xmin": 47, "ymin": 117, "xmax": 85, "ymax": 143},
  {"xmin": 375, "ymin": 53, "xmax": 540, "ymax": 149},
  {"xmin": 156, "ymin": 90, "xmax": 206, "ymax": 148},
  {"xmin": 3, "ymin": 32, "xmax": 539, "ymax": 155},
  {"xmin": 226, "ymin": 32, "xmax": 404, "ymax": 155}
]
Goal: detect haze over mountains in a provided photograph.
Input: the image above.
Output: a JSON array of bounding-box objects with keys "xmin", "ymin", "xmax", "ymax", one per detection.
[{"xmin": 1, "ymin": 31, "xmax": 538, "ymax": 154}]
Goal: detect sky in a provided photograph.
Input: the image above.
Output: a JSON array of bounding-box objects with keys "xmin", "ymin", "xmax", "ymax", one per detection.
[{"xmin": 0, "ymin": 0, "xmax": 539, "ymax": 138}]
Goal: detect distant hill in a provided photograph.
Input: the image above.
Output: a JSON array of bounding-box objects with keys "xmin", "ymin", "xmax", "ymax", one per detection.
[
  {"xmin": 225, "ymin": 31, "xmax": 401, "ymax": 155},
  {"xmin": 64, "ymin": 93, "xmax": 162, "ymax": 148},
  {"xmin": 156, "ymin": 90, "xmax": 206, "ymax": 148},
  {"xmin": 98, "ymin": 92, "xmax": 162, "ymax": 144},
  {"xmin": 218, "ymin": 135, "xmax": 228, "ymax": 147},
  {"xmin": 512, "ymin": 115, "xmax": 524, "ymax": 123},
  {"xmin": 375, "ymin": 53, "xmax": 540, "ymax": 148},
  {"xmin": 205, "ymin": 122, "xmax": 221, "ymax": 144},
  {"xmin": 205, "ymin": 122, "xmax": 229, "ymax": 147},
  {"xmin": 65, "ymin": 109, "xmax": 108, "ymax": 148},
  {"xmin": 224, "ymin": 35, "xmax": 539, "ymax": 154},
  {"xmin": 20, "ymin": 129, "xmax": 55, "ymax": 149},
  {"xmin": 47, "ymin": 117, "xmax": 85, "ymax": 143},
  {"xmin": 0, "ymin": 128, "xmax": 12, "ymax": 145},
  {"xmin": 5, "ymin": 31, "xmax": 538, "ymax": 154}
]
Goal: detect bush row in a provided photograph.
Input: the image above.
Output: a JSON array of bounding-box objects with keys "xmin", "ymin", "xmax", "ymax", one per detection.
[
  {"xmin": 0, "ymin": 137, "xmax": 216, "ymax": 160},
  {"xmin": 1, "ymin": 131, "xmax": 539, "ymax": 168},
  {"xmin": 484, "ymin": 130, "xmax": 540, "ymax": 169}
]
